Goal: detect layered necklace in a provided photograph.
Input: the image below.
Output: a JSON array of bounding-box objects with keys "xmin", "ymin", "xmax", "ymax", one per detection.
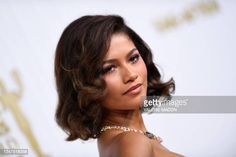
[{"xmin": 100, "ymin": 125, "xmax": 163, "ymax": 143}]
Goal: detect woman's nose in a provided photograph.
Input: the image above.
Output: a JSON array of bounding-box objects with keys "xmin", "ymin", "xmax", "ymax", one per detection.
[{"xmin": 122, "ymin": 65, "xmax": 138, "ymax": 84}]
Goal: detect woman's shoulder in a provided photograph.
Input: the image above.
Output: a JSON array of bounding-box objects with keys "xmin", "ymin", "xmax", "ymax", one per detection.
[{"xmin": 110, "ymin": 131, "xmax": 153, "ymax": 157}]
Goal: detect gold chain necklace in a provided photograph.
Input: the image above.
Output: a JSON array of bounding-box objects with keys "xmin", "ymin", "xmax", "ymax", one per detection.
[{"xmin": 100, "ymin": 125, "xmax": 163, "ymax": 143}]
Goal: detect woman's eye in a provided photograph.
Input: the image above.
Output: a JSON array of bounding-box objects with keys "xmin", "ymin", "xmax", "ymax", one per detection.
[
  {"xmin": 102, "ymin": 65, "xmax": 115, "ymax": 74},
  {"xmin": 129, "ymin": 54, "xmax": 140, "ymax": 63}
]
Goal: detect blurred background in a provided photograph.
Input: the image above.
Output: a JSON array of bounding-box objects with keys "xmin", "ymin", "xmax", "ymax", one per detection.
[{"xmin": 0, "ymin": 0, "xmax": 236, "ymax": 156}]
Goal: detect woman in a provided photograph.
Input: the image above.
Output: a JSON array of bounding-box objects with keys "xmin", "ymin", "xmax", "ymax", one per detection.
[{"xmin": 54, "ymin": 15, "xmax": 184, "ymax": 157}]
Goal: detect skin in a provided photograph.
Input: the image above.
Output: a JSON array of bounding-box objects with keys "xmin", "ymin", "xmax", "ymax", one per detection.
[{"xmin": 97, "ymin": 33, "xmax": 184, "ymax": 157}]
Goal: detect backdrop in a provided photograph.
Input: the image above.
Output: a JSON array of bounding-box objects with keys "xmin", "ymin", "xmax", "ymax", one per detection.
[{"xmin": 0, "ymin": 0, "xmax": 236, "ymax": 156}]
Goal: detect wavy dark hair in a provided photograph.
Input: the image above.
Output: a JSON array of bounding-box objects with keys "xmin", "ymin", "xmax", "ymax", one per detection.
[{"xmin": 54, "ymin": 15, "xmax": 175, "ymax": 141}]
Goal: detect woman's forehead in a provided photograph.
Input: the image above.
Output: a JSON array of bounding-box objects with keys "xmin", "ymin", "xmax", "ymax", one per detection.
[{"xmin": 103, "ymin": 33, "xmax": 136, "ymax": 60}]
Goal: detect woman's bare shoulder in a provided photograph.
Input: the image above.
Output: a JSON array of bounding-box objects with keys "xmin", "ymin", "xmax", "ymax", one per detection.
[{"xmin": 110, "ymin": 131, "xmax": 153, "ymax": 157}]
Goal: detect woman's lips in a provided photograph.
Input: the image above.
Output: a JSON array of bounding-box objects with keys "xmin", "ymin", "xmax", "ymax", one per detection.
[{"xmin": 123, "ymin": 83, "xmax": 142, "ymax": 95}]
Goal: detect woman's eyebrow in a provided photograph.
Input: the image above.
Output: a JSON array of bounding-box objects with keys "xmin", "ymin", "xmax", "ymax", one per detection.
[{"xmin": 102, "ymin": 48, "xmax": 137, "ymax": 64}]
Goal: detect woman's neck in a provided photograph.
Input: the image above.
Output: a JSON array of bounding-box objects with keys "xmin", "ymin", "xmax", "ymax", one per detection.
[{"xmin": 102, "ymin": 109, "xmax": 147, "ymax": 131}]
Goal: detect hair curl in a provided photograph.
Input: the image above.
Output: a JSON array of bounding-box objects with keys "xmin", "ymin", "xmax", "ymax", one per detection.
[{"xmin": 54, "ymin": 15, "xmax": 175, "ymax": 141}]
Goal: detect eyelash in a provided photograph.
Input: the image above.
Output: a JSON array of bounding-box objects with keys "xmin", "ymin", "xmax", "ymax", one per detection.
[
  {"xmin": 101, "ymin": 54, "xmax": 140, "ymax": 74},
  {"xmin": 129, "ymin": 54, "xmax": 140, "ymax": 64}
]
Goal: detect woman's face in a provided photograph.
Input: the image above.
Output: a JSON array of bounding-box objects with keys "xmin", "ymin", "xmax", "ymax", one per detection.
[{"xmin": 101, "ymin": 33, "xmax": 147, "ymax": 111}]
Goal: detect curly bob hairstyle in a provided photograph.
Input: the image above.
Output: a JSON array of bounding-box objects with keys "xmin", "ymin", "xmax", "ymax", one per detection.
[{"xmin": 54, "ymin": 15, "xmax": 175, "ymax": 141}]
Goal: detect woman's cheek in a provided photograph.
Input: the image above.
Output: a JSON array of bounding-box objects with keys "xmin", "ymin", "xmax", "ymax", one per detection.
[
  {"xmin": 137, "ymin": 58, "xmax": 147, "ymax": 77},
  {"xmin": 104, "ymin": 75, "xmax": 120, "ymax": 94}
]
